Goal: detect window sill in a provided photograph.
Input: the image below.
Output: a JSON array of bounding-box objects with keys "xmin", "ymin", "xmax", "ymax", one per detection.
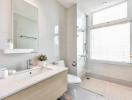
[
  {"xmin": 90, "ymin": 18, "xmax": 132, "ymax": 29},
  {"xmin": 87, "ymin": 59, "xmax": 132, "ymax": 67}
]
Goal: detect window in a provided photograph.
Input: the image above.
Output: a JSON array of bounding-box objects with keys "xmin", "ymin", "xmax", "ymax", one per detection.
[
  {"xmin": 90, "ymin": 23, "xmax": 130, "ymax": 63},
  {"xmin": 93, "ymin": 2, "xmax": 127, "ymax": 25},
  {"xmin": 77, "ymin": 31, "xmax": 84, "ymax": 57},
  {"xmin": 77, "ymin": 16, "xmax": 86, "ymax": 57},
  {"xmin": 90, "ymin": 2, "xmax": 130, "ymax": 63}
]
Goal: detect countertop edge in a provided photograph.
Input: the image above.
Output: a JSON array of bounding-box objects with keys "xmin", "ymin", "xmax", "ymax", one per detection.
[{"xmin": 0, "ymin": 67, "xmax": 68, "ymax": 100}]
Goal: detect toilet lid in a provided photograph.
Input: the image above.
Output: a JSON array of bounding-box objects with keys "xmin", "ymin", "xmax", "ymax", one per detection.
[{"xmin": 68, "ymin": 74, "xmax": 82, "ymax": 84}]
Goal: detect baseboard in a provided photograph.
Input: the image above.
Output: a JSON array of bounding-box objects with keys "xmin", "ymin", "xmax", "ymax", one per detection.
[{"xmin": 85, "ymin": 72, "xmax": 132, "ymax": 88}]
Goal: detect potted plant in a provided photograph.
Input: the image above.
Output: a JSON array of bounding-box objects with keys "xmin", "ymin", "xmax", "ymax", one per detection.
[{"xmin": 37, "ymin": 54, "xmax": 48, "ymax": 67}]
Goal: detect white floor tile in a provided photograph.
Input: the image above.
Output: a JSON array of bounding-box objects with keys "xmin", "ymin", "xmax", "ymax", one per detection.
[
  {"xmin": 65, "ymin": 84, "xmax": 107, "ymax": 100},
  {"xmin": 80, "ymin": 78, "xmax": 132, "ymax": 100}
]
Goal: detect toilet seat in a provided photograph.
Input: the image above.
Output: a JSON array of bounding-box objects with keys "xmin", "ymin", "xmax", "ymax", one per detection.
[{"xmin": 68, "ymin": 74, "xmax": 82, "ymax": 84}]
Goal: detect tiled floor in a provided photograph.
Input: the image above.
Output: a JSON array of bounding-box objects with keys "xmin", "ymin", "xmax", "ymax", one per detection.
[
  {"xmin": 80, "ymin": 78, "xmax": 132, "ymax": 100},
  {"xmin": 65, "ymin": 84, "xmax": 107, "ymax": 100},
  {"xmin": 64, "ymin": 78, "xmax": 132, "ymax": 100}
]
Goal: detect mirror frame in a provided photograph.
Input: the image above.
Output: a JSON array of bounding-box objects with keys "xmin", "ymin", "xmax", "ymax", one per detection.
[{"xmin": 7, "ymin": 0, "xmax": 39, "ymax": 53}]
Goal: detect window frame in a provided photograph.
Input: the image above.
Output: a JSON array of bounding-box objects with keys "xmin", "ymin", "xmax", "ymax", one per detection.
[
  {"xmin": 92, "ymin": 1, "xmax": 128, "ymax": 25},
  {"xmin": 87, "ymin": 1, "xmax": 132, "ymax": 65}
]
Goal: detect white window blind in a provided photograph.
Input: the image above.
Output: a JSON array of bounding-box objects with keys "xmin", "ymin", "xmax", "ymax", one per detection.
[
  {"xmin": 93, "ymin": 2, "xmax": 127, "ymax": 25},
  {"xmin": 90, "ymin": 23, "xmax": 130, "ymax": 63}
]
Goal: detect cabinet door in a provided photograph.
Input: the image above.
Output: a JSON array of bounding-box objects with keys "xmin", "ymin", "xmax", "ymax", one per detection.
[
  {"xmin": 5, "ymin": 71, "xmax": 68, "ymax": 100},
  {"xmin": 0, "ymin": 0, "xmax": 11, "ymax": 49}
]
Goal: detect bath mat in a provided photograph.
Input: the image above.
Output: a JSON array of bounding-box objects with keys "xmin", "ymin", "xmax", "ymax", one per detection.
[{"xmin": 80, "ymin": 78, "xmax": 107, "ymax": 96}]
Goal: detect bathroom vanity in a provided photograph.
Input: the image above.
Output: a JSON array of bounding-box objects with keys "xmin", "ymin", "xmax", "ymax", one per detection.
[{"xmin": 0, "ymin": 65, "xmax": 68, "ymax": 100}]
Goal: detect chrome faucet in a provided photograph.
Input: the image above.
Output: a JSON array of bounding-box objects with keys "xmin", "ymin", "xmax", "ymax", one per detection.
[{"xmin": 27, "ymin": 59, "xmax": 32, "ymax": 69}]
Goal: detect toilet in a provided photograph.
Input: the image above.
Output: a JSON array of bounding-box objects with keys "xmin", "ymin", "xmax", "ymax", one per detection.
[
  {"xmin": 54, "ymin": 60, "xmax": 82, "ymax": 84},
  {"xmin": 68, "ymin": 74, "xmax": 82, "ymax": 84},
  {"xmin": 54, "ymin": 60, "xmax": 82, "ymax": 99}
]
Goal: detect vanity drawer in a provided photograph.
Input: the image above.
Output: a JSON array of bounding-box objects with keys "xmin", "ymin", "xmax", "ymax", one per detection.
[{"xmin": 4, "ymin": 71, "xmax": 68, "ymax": 100}]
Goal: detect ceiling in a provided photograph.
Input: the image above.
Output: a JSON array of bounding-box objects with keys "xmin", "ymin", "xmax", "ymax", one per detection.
[
  {"xmin": 78, "ymin": 0, "xmax": 126, "ymax": 14},
  {"xmin": 57, "ymin": 0, "xmax": 77, "ymax": 8},
  {"xmin": 57, "ymin": 0, "xmax": 126, "ymax": 13}
]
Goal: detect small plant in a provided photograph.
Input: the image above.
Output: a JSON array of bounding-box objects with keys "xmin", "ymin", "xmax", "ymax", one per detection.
[{"xmin": 38, "ymin": 54, "xmax": 48, "ymax": 62}]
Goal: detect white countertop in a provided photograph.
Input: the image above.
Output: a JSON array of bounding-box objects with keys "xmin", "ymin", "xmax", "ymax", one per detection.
[{"xmin": 0, "ymin": 65, "xmax": 68, "ymax": 100}]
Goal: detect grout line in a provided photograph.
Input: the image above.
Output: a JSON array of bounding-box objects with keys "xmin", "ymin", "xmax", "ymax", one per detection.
[
  {"xmin": 85, "ymin": 72, "xmax": 132, "ymax": 88},
  {"xmin": 78, "ymin": 85, "xmax": 105, "ymax": 97}
]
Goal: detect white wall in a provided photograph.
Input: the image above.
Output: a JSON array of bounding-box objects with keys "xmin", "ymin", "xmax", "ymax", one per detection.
[
  {"xmin": 66, "ymin": 5, "xmax": 77, "ymax": 75},
  {"xmin": 59, "ymin": 3, "xmax": 67, "ymax": 63},
  {"xmin": 38, "ymin": 0, "xmax": 67, "ymax": 62},
  {"xmin": 0, "ymin": 0, "xmax": 67, "ymax": 70},
  {"xmin": 0, "ymin": 0, "xmax": 11, "ymax": 49},
  {"xmin": 85, "ymin": 0, "xmax": 132, "ymax": 83},
  {"xmin": 86, "ymin": 62, "xmax": 132, "ymax": 82}
]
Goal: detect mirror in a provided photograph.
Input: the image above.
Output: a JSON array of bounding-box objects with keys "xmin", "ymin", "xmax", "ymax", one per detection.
[{"xmin": 12, "ymin": 0, "xmax": 39, "ymax": 51}]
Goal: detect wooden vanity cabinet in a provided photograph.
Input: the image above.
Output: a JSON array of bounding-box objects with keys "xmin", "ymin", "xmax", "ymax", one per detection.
[{"xmin": 4, "ymin": 71, "xmax": 68, "ymax": 100}]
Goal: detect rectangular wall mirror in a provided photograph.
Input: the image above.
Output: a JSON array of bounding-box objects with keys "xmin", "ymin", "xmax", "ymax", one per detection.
[{"xmin": 12, "ymin": 0, "xmax": 39, "ymax": 51}]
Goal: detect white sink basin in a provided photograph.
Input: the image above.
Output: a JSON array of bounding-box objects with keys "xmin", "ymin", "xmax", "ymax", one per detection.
[
  {"xmin": 14, "ymin": 67, "xmax": 53, "ymax": 79},
  {"xmin": 30, "ymin": 67, "xmax": 53, "ymax": 77},
  {"xmin": 0, "ymin": 65, "xmax": 68, "ymax": 100}
]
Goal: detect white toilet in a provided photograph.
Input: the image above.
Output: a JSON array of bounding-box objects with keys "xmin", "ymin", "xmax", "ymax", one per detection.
[
  {"xmin": 54, "ymin": 60, "xmax": 82, "ymax": 84},
  {"xmin": 68, "ymin": 74, "xmax": 81, "ymax": 84}
]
